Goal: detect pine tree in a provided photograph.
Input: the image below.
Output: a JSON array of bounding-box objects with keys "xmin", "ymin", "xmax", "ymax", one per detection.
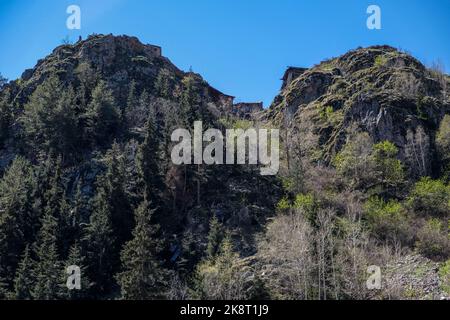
[
  {"xmin": 84, "ymin": 143, "xmax": 133, "ymax": 295},
  {"xmin": 155, "ymin": 69, "xmax": 172, "ymax": 99},
  {"xmin": 44, "ymin": 157, "xmax": 64, "ymax": 219},
  {"xmin": 22, "ymin": 77, "xmax": 78, "ymax": 157},
  {"xmin": 124, "ymin": 80, "xmax": 139, "ymax": 126},
  {"xmin": 206, "ymin": 215, "xmax": 223, "ymax": 258},
  {"xmin": 0, "ymin": 89, "xmax": 12, "ymax": 146},
  {"xmin": 13, "ymin": 245, "xmax": 34, "ymax": 300},
  {"xmin": 0, "ymin": 279, "xmax": 9, "ymax": 299},
  {"xmin": 116, "ymin": 198, "xmax": 167, "ymax": 300},
  {"xmin": 105, "ymin": 142, "xmax": 134, "ymax": 245},
  {"xmin": 194, "ymin": 235, "xmax": 248, "ymax": 300},
  {"xmin": 0, "ymin": 157, "xmax": 35, "ymax": 288},
  {"xmin": 53, "ymin": 86, "xmax": 79, "ymax": 158},
  {"xmin": 0, "ymin": 72, "xmax": 7, "ymax": 89},
  {"xmin": 84, "ymin": 178, "xmax": 115, "ymax": 296},
  {"xmin": 137, "ymin": 113, "xmax": 164, "ymax": 202},
  {"xmin": 180, "ymin": 74, "xmax": 201, "ymax": 125},
  {"xmin": 32, "ymin": 212, "xmax": 62, "ymax": 300},
  {"xmin": 43, "ymin": 156, "xmax": 73, "ymax": 257},
  {"xmin": 176, "ymin": 230, "xmax": 201, "ymax": 277},
  {"xmin": 85, "ymin": 81, "xmax": 120, "ymax": 146},
  {"xmin": 70, "ymin": 179, "xmax": 86, "ymax": 240}
]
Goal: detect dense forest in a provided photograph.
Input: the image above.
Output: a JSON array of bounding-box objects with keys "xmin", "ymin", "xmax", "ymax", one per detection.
[{"xmin": 0, "ymin": 35, "xmax": 449, "ymax": 300}]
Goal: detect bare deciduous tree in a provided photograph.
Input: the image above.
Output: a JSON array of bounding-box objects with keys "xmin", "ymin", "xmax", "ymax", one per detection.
[
  {"xmin": 256, "ymin": 210, "xmax": 315, "ymax": 299},
  {"xmin": 430, "ymin": 60, "xmax": 448, "ymax": 99},
  {"xmin": 405, "ymin": 126, "xmax": 431, "ymax": 178}
]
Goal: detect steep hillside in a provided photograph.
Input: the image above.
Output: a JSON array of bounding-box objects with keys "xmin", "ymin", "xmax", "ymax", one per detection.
[
  {"xmin": 0, "ymin": 38, "xmax": 448, "ymax": 300},
  {"xmin": 0, "ymin": 34, "xmax": 281, "ymax": 299},
  {"xmin": 265, "ymin": 45, "xmax": 449, "ymax": 178}
]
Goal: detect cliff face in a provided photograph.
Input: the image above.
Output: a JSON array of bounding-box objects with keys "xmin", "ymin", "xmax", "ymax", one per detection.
[{"xmin": 265, "ymin": 45, "xmax": 450, "ymax": 177}]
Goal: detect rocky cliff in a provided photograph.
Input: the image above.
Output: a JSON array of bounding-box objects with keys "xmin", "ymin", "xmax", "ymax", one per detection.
[{"xmin": 265, "ymin": 45, "xmax": 449, "ymax": 177}]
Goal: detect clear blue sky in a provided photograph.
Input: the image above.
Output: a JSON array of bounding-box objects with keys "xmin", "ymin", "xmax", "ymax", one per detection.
[{"xmin": 0, "ymin": 0, "xmax": 449, "ymax": 106}]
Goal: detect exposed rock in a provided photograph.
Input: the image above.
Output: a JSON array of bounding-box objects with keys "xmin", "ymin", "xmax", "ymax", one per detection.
[
  {"xmin": 265, "ymin": 46, "xmax": 450, "ymax": 175},
  {"xmin": 380, "ymin": 254, "xmax": 449, "ymax": 300},
  {"xmin": 232, "ymin": 102, "xmax": 263, "ymax": 119}
]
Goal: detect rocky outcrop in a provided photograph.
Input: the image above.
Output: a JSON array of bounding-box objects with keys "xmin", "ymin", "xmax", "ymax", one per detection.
[
  {"xmin": 265, "ymin": 46, "xmax": 450, "ymax": 176},
  {"xmin": 5, "ymin": 34, "xmax": 234, "ymax": 112},
  {"xmin": 232, "ymin": 102, "xmax": 263, "ymax": 119},
  {"xmin": 379, "ymin": 254, "xmax": 449, "ymax": 300}
]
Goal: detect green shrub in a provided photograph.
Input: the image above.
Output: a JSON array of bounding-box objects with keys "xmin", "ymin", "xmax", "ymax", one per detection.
[
  {"xmin": 364, "ymin": 197, "xmax": 412, "ymax": 244},
  {"xmin": 318, "ymin": 105, "xmax": 344, "ymax": 126},
  {"xmin": 439, "ymin": 259, "xmax": 450, "ymax": 295},
  {"xmin": 408, "ymin": 177, "xmax": 450, "ymax": 216},
  {"xmin": 416, "ymin": 218, "xmax": 450, "ymax": 260},
  {"xmin": 293, "ymin": 193, "xmax": 317, "ymax": 223},
  {"xmin": 372, "ymin": 141, "xmax": 404, "ymax": 191},
  {"xmin": 319, "ymin": 106, "xmax": 334, "ymax": 121},
  {"xmin": 276, "ymin": 197, "xmax": 291, "ymax": 211},
  {"xmin": 436, "ymin": 115, "xmax": 450, "ymax": 178},
  {"xmin": 374, "ymin": 55, "xmax": 388, "ymax": 67},
  {"xmin": 293, "ymin": 193, "xmax": 315, "ymax": 210},
  {"xmin": 333, "ymin": 137, "xmax": 404, "ymax": 195}
]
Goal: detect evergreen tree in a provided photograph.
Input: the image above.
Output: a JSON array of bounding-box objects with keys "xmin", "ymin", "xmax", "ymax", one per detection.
[
  {"xmin": 136, "ymin": 113, "xmax": 165, "ymax": 202},
  {"xmin": 125, "ymin": 85, "xmax": 149, "ymax": 130},
  {"xmin": 84, "ymin": 178, "xmax": 115, "ymax": 296},
  {"xmin": 206, "ymin": 215, "xmax": 224, "ymax": 258},
  {"xmin": 105, "ymin": 142, "xmax": 134, "ymax": 245},
  {"xmin": 29, "ymin": 154, "xmax": 57, "ymax": 239},
  {"xmin": 0, "ymin": 72, "xmax": 7, "ymax": 89},
  {"xmin": 44, "ymin": 156, "xmax": 64, "ymax": 219},
  {"xmin": 13, "ymin": 245, "xmax": 34, "ymax": 300},
  {"xmin": 32, "ymin": 212, "xmax": 62, "ymax": 300},
  {"xmin": 0, "ymin": 90, "xmax": 12, "ymax": 146},
  {"xmin": 22, "ymin": 77, "xmax": 78, "ymax": 157},
  {"xmin": 125, "ymin": 80, "xmax": 139, "ymax": 125},
  {"xmin": 43, "ymin": 156, "xmax": 73, "ymax": 257},
  {"xmin": 194, "ymin": 235, "xmax": 248, "ymax": 300},
  {"xmin": 53, "ymin": 87, "xmax": 79, "ymax": 158},
  {"xmin": 176, "ymin": 230, "xmax": 202, "ymax": 277},
  {"xmin": 0, "ymin": 157, "xmax": 35, "ymax": 287},
  {"xmin": 44, "ymin": 157, "xmax": 63, "ymax": 217},
  {"xmin": 84, "ymin": 144, "xmax": 133, "ymax": 295},
  {"xmin": 116, "ymin": 197, "xmax": 167, "ymax": 300},
  {"xmin": 70, "ymin": 179, "xmax": 86, "ymax": 240},
  {"xmin": 85, "ymin": 81, "xmax": 120, "ymax": 146},
  {"xmin": 180, "ymin": 74, "xmax": 201, "ymax": 125},
  {"xmin": 0, "ymin": 279, "xmax": 9, "ymax": 299},
  {"xmin": 155, "ymin": 69, "xmax": 172, "ymax": 99}
]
